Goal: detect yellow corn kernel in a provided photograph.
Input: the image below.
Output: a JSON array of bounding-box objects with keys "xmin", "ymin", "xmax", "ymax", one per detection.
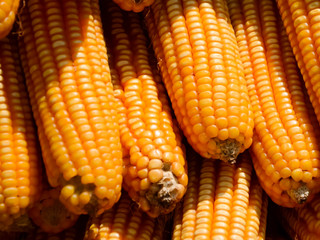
[{"xmin": 0, "ymin": 0, "xmax": 19, "ymax": 39}]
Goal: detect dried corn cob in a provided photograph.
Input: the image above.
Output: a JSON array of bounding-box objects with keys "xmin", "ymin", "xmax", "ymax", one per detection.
[
  {"xmin": 112, "ymin": 0, "xmax": 155, "ymax": 12},
  {"xmin": 227, "ymin": 0, "xmax": 320, "ymax": 207},
  {"xmin": 84, "ymin": 192, "xmax": 166, "ymax": 240},
  {"xmin": 172, "ymin": 150, "xmax": 268, "ymax": 240},
  {"xmin": 26, "ymin": 216, "xmax": 88, "ymax": 240},
  {"xmin": 101, "ymin": 1, "xmax": 187, "ymax": 217},
  {"xmin": 0, "ymin": 0, "xmax": 19, "ymax": 39},
  {"xmin": 277, "ymin": 193, "xmax": 320, "ymax": 240},
  {"xmin": 28, "ymin": 188, "xmax": 79, "ymax": 233},
  {"xmin": 144, "ymin": 0, "xmax": 254, "ymax": 164},
  {"xmin": 19, "ymin": 0, "xmax": 123, "ymax": 215},
  {"xmin": 0, "ymin": 35, "xmax": 43, "ymax": 230},
  {"xmin": 276, "ymin": 0, "xmax": 320, "ymax": 130}
]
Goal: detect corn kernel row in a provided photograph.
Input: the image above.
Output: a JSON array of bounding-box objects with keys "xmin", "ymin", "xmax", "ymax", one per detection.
[
  {"xmin": 172, "ymin": 150, "xmax": 268, "ymax": 240},
  {"xmin": 84, "ymin": 192, "xmax": 165, "ymax": 240},
  {"xmin": 278, "ymin": 193, "xmax": 320, "ymax": 239}
]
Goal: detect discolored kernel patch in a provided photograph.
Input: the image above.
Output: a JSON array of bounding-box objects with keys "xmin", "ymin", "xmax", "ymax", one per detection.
[
  {"xmin": 145, "ymin": 170, "xmax": 185, "ymax": 217},
  {"xmin": 287, "ymin": 183, "xmax": 310, "ymax": 205},
  {"xmin": 59, "ymin": 176, "xmax": 109, "ymax": 216},
  {"xmin": 208, "ymin": 138, "xmax": 241, "ymax": 164}
]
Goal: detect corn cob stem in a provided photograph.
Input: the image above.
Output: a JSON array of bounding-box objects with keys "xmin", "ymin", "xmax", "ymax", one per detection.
[
  {"xmin": 19, "ymin": 0, "xmax": 123, "ymax": 215},
  {"xmin": 102, "ymin": 1, "xmax": 187, "ymax": 217},
  {"xmin": 144, "ymin": 0, "xmax": 254, "ymax": 163}
]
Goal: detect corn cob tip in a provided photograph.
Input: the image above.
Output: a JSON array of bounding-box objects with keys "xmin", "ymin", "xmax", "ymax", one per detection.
[
  {"xmin": 287, "ymin": 184, "xmax": 310, "ymax": 205},
  {"xmin": 144, "ymin": 169, "xmax": 185, "ymax": 218},
  {"xmin": 213, "ymin": 139, "xmax": 241, "ymax": 164},
  {"xmin": 29, "ymin": 189, "xmax": 79, "ymax": 234},
  {"xmin": 59, "ymin": 175, "xmax": 118, "ymax": 216}
]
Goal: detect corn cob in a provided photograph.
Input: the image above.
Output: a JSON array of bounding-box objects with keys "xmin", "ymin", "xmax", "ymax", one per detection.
[
  {"xmin": 101, "ymin": 1, "xmax": 187, "ymax": 217},
  {"xmin": 0, "ymin": 0, "xmax": 19, "ymax": 40},
  {"xmin": 26, "ymin": 216, "xmax": 88, "ymax": 240},
  {"xmin": 18, "ymin": 0, "xmax": 123, "ymax": 216},
  {"xmin": 227, "ymin": 0, "xmax": 320, "ymax": 207},
  {"xmin": 0, "ymin": 35, "xmax": 43, "ymax": 230},
  {"xmin": 28, "ymin": 188, "xmax": 79, "ymax": 233},
  {"xmin": 84, "ymin": 191, "xmax": 166, "ymax": 240},
  {"xmin": 143, "ymin": 0, "xmax": 254, "ymax": 164},
  {"xmin": 275, "ymin": 0, "xmax": 320, "ymax": 129},
  {"xmin": 277, "ymin": 193, "xmax": 320, "ymax": 240},
  {"xmin": 111, "ymin": 0, "xmax": 155, "ymax": 12},
  {"xmin": 172, "ymin": 150, "xmax": 268, "ymax": 240}
]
